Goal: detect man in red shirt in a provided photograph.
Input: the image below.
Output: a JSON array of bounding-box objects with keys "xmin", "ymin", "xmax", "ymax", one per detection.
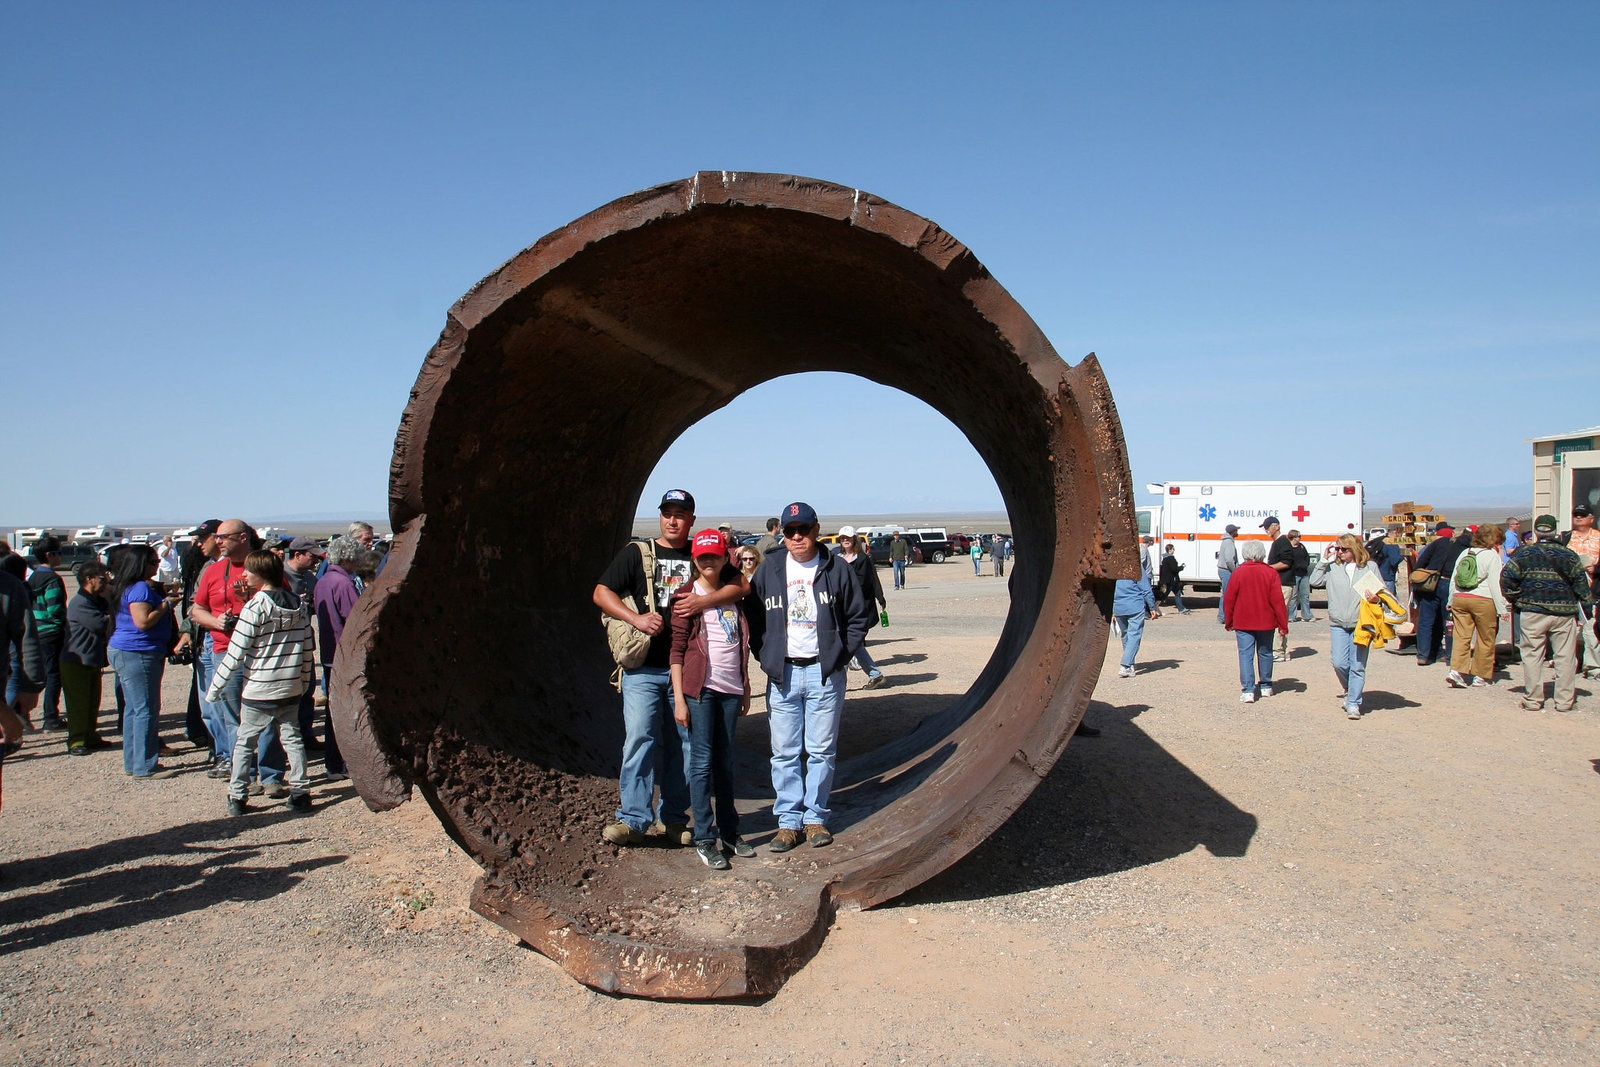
[{"xmin": 190, "ymin": 520, "xmax": 288, "ymax": 793}]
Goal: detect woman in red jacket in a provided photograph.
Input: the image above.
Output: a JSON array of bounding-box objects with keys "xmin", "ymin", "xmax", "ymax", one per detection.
[
  {"xmin": 669, "ymin": 530, "xmax": 754, "ymax": 871},
  {"xmin": 1223, "ymin": 540, "xmax": 1290, "ymax": 703}
]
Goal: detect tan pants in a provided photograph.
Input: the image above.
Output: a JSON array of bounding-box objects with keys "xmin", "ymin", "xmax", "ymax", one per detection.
[
  {"xmin": 1518, "ymin": 612, "xmax": 1580, "ymax": 709},
  {"xmin": 1449, "ymin": 595, "xmax": 1499, "ymax": 679}
]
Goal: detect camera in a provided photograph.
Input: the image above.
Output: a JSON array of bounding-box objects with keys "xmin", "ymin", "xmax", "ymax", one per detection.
[{"xmin": 167, "ymin": 647, "xmax": 194, "ymax": 666}]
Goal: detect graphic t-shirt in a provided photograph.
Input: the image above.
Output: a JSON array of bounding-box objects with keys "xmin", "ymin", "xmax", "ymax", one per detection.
[
  {"xmin": 599, "ymin": 539, "xmax": 694, "ymax": 669},
  {"xmin": 697, "ymin": 580, "xmax": 744, "ymax": 696},
  {"xmin": 784, "ymin": 553, "xmax": 821, "ymax": 659}
]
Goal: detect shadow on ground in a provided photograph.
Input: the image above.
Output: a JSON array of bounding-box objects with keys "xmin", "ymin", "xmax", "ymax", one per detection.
[
  {"xmin": 0, "ymin": 797, "xmax": 354, "ymax": 953},
  {"xmin": 901, "ymin": 700, "xmax": 1257, "ymax": 905}
]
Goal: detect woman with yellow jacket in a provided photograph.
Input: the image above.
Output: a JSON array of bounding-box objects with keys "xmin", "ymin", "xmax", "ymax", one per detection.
[
  {"xmin": 1310, "ymin": 533, "xmax": 1385, "ymax": 720},
  {"xmin": 1446, "ymin": 524, "xmax": 1508, "ymax": 689}
]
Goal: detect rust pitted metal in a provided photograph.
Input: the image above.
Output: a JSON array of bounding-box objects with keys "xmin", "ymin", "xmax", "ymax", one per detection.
[{"xmin": 330, "ymin": 172, "xmax": 1136, "ymax": 999}]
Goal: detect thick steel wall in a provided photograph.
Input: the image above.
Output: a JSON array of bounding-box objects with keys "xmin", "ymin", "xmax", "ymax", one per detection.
[{"xmin": 331, "ymin": 172, "xmax": 1139, "ymax": 999}]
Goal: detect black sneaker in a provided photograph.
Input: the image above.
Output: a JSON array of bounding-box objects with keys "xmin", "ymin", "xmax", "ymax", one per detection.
[
  {"xmin": 262, "ymin": 781, "xmax": 289, "ymax": 799},
  {"xmin": 722, "ymin": 836, "xmax": 756, "ymax": 858},
  {"xmin": 68, "ymin": 744, "xmax": 90, "ymax": 757},
  {"xmin": 288, "ymin": 793, "xmax": 312, "ymax": 813},
  {"xmin": 207, "ymin": 761, "xmax": 232, "ymax": 780},
  {"xmin": 695, "ymin": 842, "xmax": 730, "ymax": 870},
  {"xmin": 769, "ymin": 828, "xmax": 803, "ymax": 853},
  {"xmin": 227, "ymin": 797, "xmax": 248, "ymax": 817},
  {"xmin": 41, "ymin": 717, "xmax": 65, "ymax": 731}
]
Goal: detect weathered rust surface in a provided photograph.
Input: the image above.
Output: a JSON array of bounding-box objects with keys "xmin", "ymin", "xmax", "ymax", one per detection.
[{"xmin": 331, "ymin": 172, "xmax": 1138, "ymax": 999}]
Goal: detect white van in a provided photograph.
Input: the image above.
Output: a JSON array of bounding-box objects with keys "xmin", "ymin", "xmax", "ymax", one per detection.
[{"xmin": 1144, "ymin": 480, "xmax": 1364, "ymax": 590}]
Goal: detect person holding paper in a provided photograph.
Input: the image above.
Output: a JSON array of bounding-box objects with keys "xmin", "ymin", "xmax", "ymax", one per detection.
[{"xmin": 1310, "ymin": 534, "xmax": 1386, "ymax": 720}]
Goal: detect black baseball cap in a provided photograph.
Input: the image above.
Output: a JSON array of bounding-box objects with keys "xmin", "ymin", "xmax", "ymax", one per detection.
[
  {"xmin": 1574, "ymin": 503, "xmax": 1593, "ymax": 518},
  {"xmin": 189, "ymin": 519, "xmax": 222, "ymax": 538},
  {"xmin": 658, "ymin": 489, "xmax": 695, "ymax": 513},
  {"xmin": 1260, "ymin": 516, "xmax": 1279, "ymax": 529}
]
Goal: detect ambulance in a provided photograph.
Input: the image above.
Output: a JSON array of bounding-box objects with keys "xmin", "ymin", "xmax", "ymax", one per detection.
[{"xmin": 1143, "ymin": 480, "xmax": 1365, "ymax": 590}]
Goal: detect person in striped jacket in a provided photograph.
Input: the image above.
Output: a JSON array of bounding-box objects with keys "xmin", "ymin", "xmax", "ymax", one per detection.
[{"xmin": 207, "ymin": 550, "xmax": 316, "ymax": 816}]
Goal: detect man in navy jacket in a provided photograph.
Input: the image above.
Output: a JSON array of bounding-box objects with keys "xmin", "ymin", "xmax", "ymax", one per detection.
[{"xmin": 746, "ymin": 502, "xmax": 872, "ymax": 853}]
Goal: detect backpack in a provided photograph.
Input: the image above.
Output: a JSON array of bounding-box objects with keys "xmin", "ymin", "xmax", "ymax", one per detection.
[
  {"xmin": 1453, "ymin": 549, "xmax": 1483, "ymax": 591},
  {"xmin": 602, "ymin": 539, "xmax": 658, "ymax": 684}
]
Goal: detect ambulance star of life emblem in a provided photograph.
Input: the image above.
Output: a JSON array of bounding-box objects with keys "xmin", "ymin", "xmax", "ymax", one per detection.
[{"xmin": 1199, "ymin": 504, "xmax": 1217, "ymax": 522}]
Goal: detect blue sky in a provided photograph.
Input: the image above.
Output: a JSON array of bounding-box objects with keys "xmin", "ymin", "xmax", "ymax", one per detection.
[{"xmin": 3, "ymin": 3, "xmax": 1595, "ymax": 526}]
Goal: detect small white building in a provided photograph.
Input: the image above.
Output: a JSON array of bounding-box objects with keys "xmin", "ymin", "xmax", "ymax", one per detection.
[{"xmin": 1527, "ymin": 425, "xmax": 1600, "ymax": 532}]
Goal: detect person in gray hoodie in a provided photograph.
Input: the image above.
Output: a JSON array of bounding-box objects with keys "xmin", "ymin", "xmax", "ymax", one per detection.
[
  {"xmin": 207, "ymin": 550, "xmax": 316, "ymax": 816},
  {"xmin": 1215, "ymin": 524, "xmax": 1239, "ymax": 624},
  {"xmin": 1310, "ymin": 533, "xmax": 1387, "ymax": 720}
]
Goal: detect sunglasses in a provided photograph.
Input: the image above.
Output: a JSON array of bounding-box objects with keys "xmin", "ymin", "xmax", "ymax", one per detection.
[{"xmin": 783, "ymin": 528, "xmax": 814, "ymax": 539}]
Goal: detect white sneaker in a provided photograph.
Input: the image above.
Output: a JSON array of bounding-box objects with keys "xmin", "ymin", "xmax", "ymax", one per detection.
[
  {"xmin": 1258, "ymin": 686, "xmax": 1273, "ymax": 698},
  {"xmin": 1240, "ymin": 691, "xmax": 1256, "ymax": 703},
  {"xmin": 1469, "ymin": 677, "xmax": 1489, "ymax": 688},
  {"xmin": 1118, "ymin": 665, "xmax": 1135, "ymax": 678},
  {"xmin": 1346, "ymin": 706, "xmax": 1362, "ymax": 720},
  {"xmin": 1445, "ymin": 670, "xmax": 1468, "ymax": 688}
]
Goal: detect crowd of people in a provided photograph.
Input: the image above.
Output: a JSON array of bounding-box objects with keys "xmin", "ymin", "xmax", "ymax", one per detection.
[
  {"xmin": 0, "ymin": 521, "xmax": 385, "ymax": 815},
  {"xmin": 1117, "ymin": 506, "xmax": 1600, "ymax": 718}
]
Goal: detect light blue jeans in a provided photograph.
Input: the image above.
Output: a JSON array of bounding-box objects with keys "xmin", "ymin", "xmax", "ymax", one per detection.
[
  {"xmin": 616, "ymin": 666, "xmax": 691, "ymax": 834},
  {"xmin": 1292, "ymin": 575, "xmax": 1313, "ymax": 621},
  {"xmin": 196, "ymin": 645, "xmax": 229, "ymax": 761},
  {"xmin": 1216, "ymin": 569, "xmax": 1232, "ymax": 622},
  {"xmin": 1114, "ymin": 612, "xmax": 1145, "ymax": 669},
  {"xmin": 1329, "ymin": 626, "xmax": 1370, "ymax": 710},
  {"xmin": 891, "ymin": 559, "xmax": 907, "ymax": 589},
  {"xmin": 211, "ymin": 655, "xmax": 287, "ymax": 783},
  {"xmin": 1235, "ymin": 630, "xmax": 1275, "ymax": 692},
  {"xmin": 767, "ymin": 661, "xmax": 847, "ymax": 829},
  {"xmin": 851, "ymin": 641, "xmax": 883, "ymax": 680},
  {"xmin": 108, "ymin": 647, "xmax": 163, "ymax": 776},
  {"xmin": 230, "ymin": 696, "xmax": 309, "ymax": 800}
]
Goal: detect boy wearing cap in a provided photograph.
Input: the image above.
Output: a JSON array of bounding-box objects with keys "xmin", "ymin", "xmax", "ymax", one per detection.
[
  {"xmin": 1501, "ymin": 514, "xmax": 1594, "ymax": 710},
  {"xmin": 1216, "ymin": 524, "xmax": 1239, "ymax": 624},
  {"xmin": 593, "ymin": 490, "xmax": 750, "ymax": 847},
  {"xmin": 746, "ymin": 502, "xmax": 873, "ymax": 851}
]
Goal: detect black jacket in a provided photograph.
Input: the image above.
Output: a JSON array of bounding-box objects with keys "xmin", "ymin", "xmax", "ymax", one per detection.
[
  {"xmin": 840, "ymin": 550, "xmax": 885, "ymax": 621},
  {"xmin": 746, "ymin": 545, "xmax": 873, "ymax": 682}
]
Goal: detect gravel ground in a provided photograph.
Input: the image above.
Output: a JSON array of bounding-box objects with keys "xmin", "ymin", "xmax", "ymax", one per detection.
[{"xmin": 3, "ymin": 561, "xmax": 1598, "ymax": 1066}]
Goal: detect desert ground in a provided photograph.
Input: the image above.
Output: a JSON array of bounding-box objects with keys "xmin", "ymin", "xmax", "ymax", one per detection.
[{"xmin": 2, "ymin": 556, "xmax": 1597, "ymax": 1066}]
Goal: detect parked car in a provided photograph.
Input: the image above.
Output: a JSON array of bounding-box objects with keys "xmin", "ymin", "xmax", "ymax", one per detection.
[
  {"xmin": 901, "ymin": 531, "xmax": 951, "ymax": 564},
  {"xmin": 868, "ymin": 535, "xmax": 922, "ymax": 566},
  {"xmin": 948, "ymin": 533, "xmax": 978, "ymax": 557}
]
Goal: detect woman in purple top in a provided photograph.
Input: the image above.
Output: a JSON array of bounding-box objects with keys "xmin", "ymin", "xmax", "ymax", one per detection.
[{"xmin": 107, "ymin": 544, "xmax": 181, "ymax": 778}]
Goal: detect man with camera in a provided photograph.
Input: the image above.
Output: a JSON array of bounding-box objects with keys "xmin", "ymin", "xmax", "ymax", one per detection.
[{"xmin": 190, "ymin": 519, "xmax": 288, "ymax": 792}]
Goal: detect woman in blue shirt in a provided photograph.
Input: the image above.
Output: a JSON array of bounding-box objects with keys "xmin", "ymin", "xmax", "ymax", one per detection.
[{"xmin": 107, "ymin": 544, "xmax": 181, "ymax": 778}]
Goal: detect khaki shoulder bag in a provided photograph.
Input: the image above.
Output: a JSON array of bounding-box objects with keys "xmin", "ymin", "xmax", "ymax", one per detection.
[{"xmin": 603, "ymin": 540, "xmax": 657, "ymax": 683}]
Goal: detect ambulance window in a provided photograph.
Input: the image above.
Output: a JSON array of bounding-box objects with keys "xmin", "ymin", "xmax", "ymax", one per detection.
[{"xmin": 1137, "ymin": 512, "xmax": 1151, "ymax": 535}]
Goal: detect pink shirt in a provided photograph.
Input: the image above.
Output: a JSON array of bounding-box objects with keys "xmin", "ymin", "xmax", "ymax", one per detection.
[{"xmin": 699, "ymin": 591, "xmax": 744, "ymax": 696}]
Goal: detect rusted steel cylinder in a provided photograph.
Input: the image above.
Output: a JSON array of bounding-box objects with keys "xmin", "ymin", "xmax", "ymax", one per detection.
[{"xmin": 332, "ymin": 172, "xmax": 1138, "ymax": 999}]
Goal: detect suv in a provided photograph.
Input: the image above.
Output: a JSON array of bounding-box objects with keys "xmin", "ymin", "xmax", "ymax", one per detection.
[
  {"xmin": 948, "ymin": 533, "xmax": 977, "ymax": 557},
  {"xmin": 868, "ymin": 535, "xmax": 922, "ymax": 566},
  {"xmin": 902, "ymin": 531, "xmax": 951, "ymax": 564}
]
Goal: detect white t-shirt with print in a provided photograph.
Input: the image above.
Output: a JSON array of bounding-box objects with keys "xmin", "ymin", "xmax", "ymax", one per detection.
[{"xmin": 785, "ymin": 553, "xmax": 821, "ymax": 659}]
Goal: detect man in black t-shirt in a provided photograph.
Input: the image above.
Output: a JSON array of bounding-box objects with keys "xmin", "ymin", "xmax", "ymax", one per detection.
[
  {"xmin": 593, "ymin": 489, "xmax": 749, "ymax": 847},
  {"xmin": 1263, "ymin": 517, "xmax": 1294, "ymax": 660}
]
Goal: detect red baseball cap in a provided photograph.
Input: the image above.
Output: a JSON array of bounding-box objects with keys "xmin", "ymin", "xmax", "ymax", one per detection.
[{"xmin": 691, "ymin": 529, "xmax": 726, "ymax": 558}]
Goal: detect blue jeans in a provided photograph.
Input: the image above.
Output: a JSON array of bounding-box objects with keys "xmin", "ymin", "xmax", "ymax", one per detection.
[
  {"xmin": 196, "ymin": 645, "xmax": 230, "ymax": 761},
  {"xmin": 1329, "ymin": 626, "xmax": 1370, "ymax": 709},
  {"xmin": 109, "ymin": 647, "xmax": 164, "ymax": 775},
  {"xmin": 1114, "ymin": 612, "xmax": 1145, "ymax": 669},
  {"xmin": 891, "ymin": 559, "xmax": 907, "ymax": 589},
  {"xmin": 767, "ymin": 661, "xmax": 846, "ymax": 829},
  {"xmin": 230, "ymin": 697, "xmax": 309, "ymax": 800},
  {"xmin": 212, "ymin": 658, "xmax": 288, "ymax": 784},
  {"xmin": 1416, "ymin": 581, "xmax": 1452, "ymax": 663},
  {"xmin": 852, "ymin": 640, "xmax": 883, "ymax": 679},
  {"xmin": 616, "ymin": 666, "xmax": 691, "ymax": 834},
  {"xmin": 319, "ymin": 666, "xmax": 345, "ymax": 774},
  {"xmin": 1292, "ymin": 575, "xmax": 1313, "ymax": 621},
  {"xmin": 1236, "ymin": 630, "xmax": 1275, "ymax": 691},
  {"xmin": 972, "ymin": 554, "xmax": 982, "ymax": 575},
  {"xmin": 1216, "ymin": 569, "xmax": 1233, "ymax": 622},
  {"xmin": 684, "ymin": 687, "xmax": 741, "ymax": 845}
]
